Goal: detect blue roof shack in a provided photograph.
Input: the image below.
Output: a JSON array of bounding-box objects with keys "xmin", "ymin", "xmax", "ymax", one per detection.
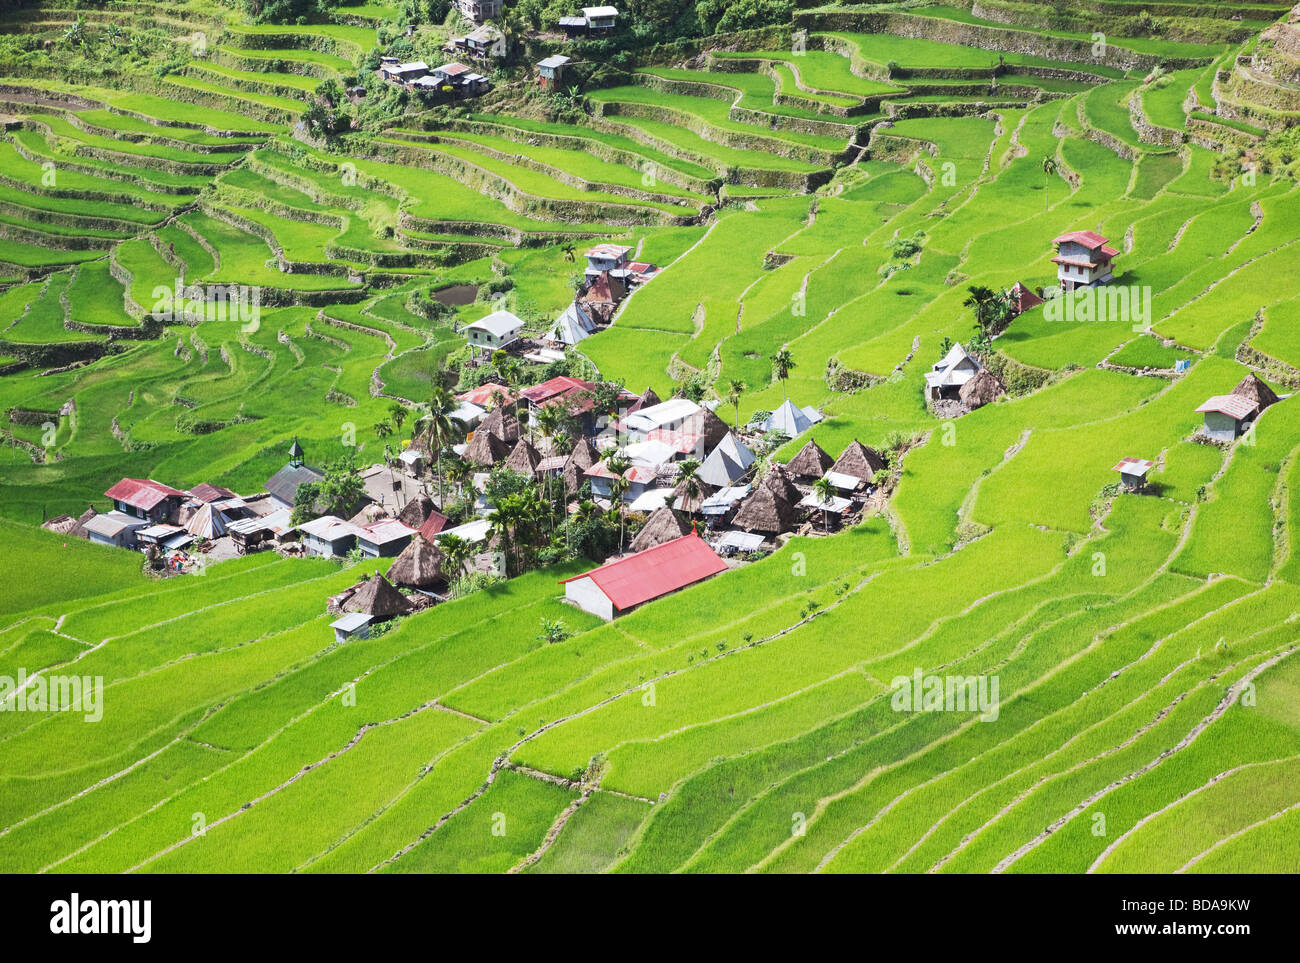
[{"xmin": 537, "ymin": 54, "xmax": 571, "ymax": 89}]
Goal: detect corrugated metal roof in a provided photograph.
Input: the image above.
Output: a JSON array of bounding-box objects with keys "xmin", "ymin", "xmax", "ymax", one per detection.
[
  {"xmin": 1196, "ymin": 394, "xmax": 1255, "ymax": 420},
  {"xmin": 1112, "ymin": 457, "xmax": 1156, "ymax": 475},
  {"xmin": 104, "ymin": 478, "xmax": 185, "ymax": 511},
  {"xmin": 560, "ymin": 532, "xmax": 726, "ymax": 611}
]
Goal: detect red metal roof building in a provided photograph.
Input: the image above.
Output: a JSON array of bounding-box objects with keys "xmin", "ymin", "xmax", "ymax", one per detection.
[
  {"xmin": 456, "ymin": 383, "xmax": 517, "ymax": 408},
  {"xmin": 1051, "ymin": 231, "xmax": 1118, "ymax": 290},
  {"xmin": 418, "ymin": 510, "xmax": 451, "ymax": 541},
  {"xmin": 104, "ymin": 478, "xmax": 187, "ymax": 521},
  {"xmin": 519, "ymin": 376, "xmax": 594, "ymax": 407},
  {"xmin": 560, "ymin": 532, "xmax": 728, "ymax": 619}
]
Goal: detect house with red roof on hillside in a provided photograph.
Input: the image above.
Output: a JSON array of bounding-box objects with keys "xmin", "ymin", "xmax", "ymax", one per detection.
[
  {"xmin": 560, "ymin": 531, "xmax": 728, "ymax": 620},
  {"xmin": 1052, "ymin": 231, "xmax": 1118, "ymax": 290},
  {"xmin": 104, "ymin": 478, "xmax": 187, "ymax": 523}
]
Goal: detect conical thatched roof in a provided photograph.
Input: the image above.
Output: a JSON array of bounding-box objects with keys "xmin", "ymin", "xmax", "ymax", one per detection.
[
  {"xmin": 759, "ymin": 461, "xmax": 802, "ymax": 505},
  {"xmin": 503, "ymin": 437, "xmax": 541, "ymax": 475},
  {"xmin": 832, "ymin": 439, "xmax": 886, "ymax": 482},
  {"xmin": 569, "ymin": 436, "xmax": 599, "ymax": 470},
  {"xmin": 958, "ymin": 368, "xmax": 1005, "ymax": 410},
  {"xmin": 628, "ymin": 386, "xmax": 661, "ymax": 414},
  {"xmin": 479, "ymin": 405, "xmax": 520, "ymax": 444},
  {"xmin": 397, "ymin": 495, "xmax": 436, "ymax": 528},
  {"xmin": 561, "ymin": 457, "xmax": 586, "ymax": 496},
  {"xmin": 630, "ymin": 506, "xmax": 692, "ymax": 553},
  {"xmin": 697, "ymin": 406, "xmax": 730, "ymax": 452},
  {"xmin": 671, "ymin": 475, "xmax": 713, "ymax": 514},
  {"xmin": 787, "ymin": 439, "xmax": 833, "ymax": 478},
  {"xmin": 387, "ymin": 535, "xmax": 446, "ymax": 589},
  {"xmin": 732, "ymin": 486, "xmax": 796, "ymax": 534},
  {"xmin": 464, "ymin": 428, "xmax": 509, "ymax": 468},
  {"xmin": 342, "ymin": 572, "xmax": 413, "ymax": 618},
  {"xmin": 1230, "ymin": 373, "xmax": 1280, "ymax": 415},
  {"xmin": 185, "ymin": 502, "xmax": 228, "ymax": 539}
]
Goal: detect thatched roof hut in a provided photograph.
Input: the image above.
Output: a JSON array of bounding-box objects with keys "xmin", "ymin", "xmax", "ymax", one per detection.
[
  {"xmin": 628, "ymin": 386, "xmax": 661, "ymax": 414},
  {"xmin": 786, "ymin": 439, "xmax": 833, "ymax": 479},
  {"xmin": 958, "ymin": 368, "xmax": 1005, "ymax": 410},
  {"xmin": 671, "ymin": 475, "xmax": 714, "ymax": 514},
  {"xmin": 630, "ymin": 506, "xmax": 692, "ymax": 553},
  {"xmin": 388, "ymin": 535, "xmax": 446, "ymax": 590},
  {"xmin": 832, "ymin": 439, "xmax": 886, "ymax": 483},
  {"xmin": 1230, "ymin": 373, "xmax": 1280, "ymax": 416},
  {"xmin": 561, "ymin": 438, "xmax": 600, "ymax": 494},
  {"xmin": 398, "ymin": 495, "xmax": 437, "ymax": 528},
  {"xmin": 464, "ymin": 427, "xmax": 509, "ymax": 468},
  {"xmin": 479, "ymin": 405, "xmax": 520, "ymax": 444},
  {"xmin": 698, "ymin": 406, "xmax": 731, "ymax": 452},
  {"xmin": 732, "ymin": 486, "xmax": 796, "ymax": 534},
  {"xmin": 342, "ymin": 572, "xmax": 413, "ymax": 618},
  {"xmin": 503, "ymin": 437, "xmax": 541, "ymax": 475},
  {"xmin": 759, "ymin": 461, "xmax": 802, "ymax": 505}
]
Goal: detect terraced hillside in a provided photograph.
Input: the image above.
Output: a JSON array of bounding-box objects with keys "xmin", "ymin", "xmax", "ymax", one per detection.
[{"xmin": 1, "ymin": 0, "xmax": 1299, "ymax": 876}]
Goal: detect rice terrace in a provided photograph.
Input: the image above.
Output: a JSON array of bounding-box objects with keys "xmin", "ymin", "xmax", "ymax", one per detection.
[{"xmin": 1, "ymin": 0, "xmax": 1299, "ymax": 883}]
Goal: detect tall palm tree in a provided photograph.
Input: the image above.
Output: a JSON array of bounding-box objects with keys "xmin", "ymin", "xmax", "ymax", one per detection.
[
  {"xmin": 437, "ymin": 533, "xmax": 473, "ymax": 583},
  {"xmin": 605, "ymin": 451, "xmax": 632, "ymax": 550},
  {"xmin": 676, "ymin": 457, "xmax": 703, "ymax": 516},
  {"xmin": 1042, "ymin": 155, "xmax": 1058, "ymax": 212},
  {"xmin": 487, "ymin": 494, "xmax": 524, "ymax": 577},
  {"xmin": 535, "ymin": 402, "xmax": 563, "ymax": 505},
  {"xmin": 560, "ymin": 243, "xmax": 576, "ymax": 262},
  {"xmin": 420, "ymin": 385, "xmax": 461, "ymax": 509},
  {"xmin": 812, "ymin": 475, "xmax": 834, "ymax": 534},
  {"xmin": 725, "ymin": 379, "xmax": 747, "ymax": 430},
  {"xmin": 771, "ymin": 349, "xmax": 796, "ymax": 401}
]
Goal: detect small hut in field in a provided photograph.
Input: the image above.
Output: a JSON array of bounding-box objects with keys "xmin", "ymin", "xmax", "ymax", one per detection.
[
  {"xmin": 630, "ymin": 506, "xmax": 692, "ymax": 554},
  {"xmin": 1230, "ymin": 373, "xmax": 1280, "ymax": 417},
  {"xmin": 732, "ymin": 486, "xmax": 797, "ymax": 534},
  {"xmin": 958, "ymin": 368, "xmax": 1005, "ymax": 410},
  {"xmin": 464, "ymin": 427, "xmax": 509, "ymax": 468},
  {"xmin": 786, "ymin": 439, "xmax": 833, "ymax": 479},
  {"xmin": 388, "ymin": 535, "xmax": 446, "ymax": 590},
  {"xmin": 340, "ymin": 572, "xmax": 413, "ymax": 619},
  {"xmin": 503, "ymin": 437, "xmax": 541, "ymax": 476},
  {"xmin": 832, "ymin": 439, "xmax": 887, "ymax": 485},
  {"xmin": 478, "ymin": 405, "xmax": 521, "ymax": 444},
  {"xmin": 759, "ymin": 462, "xmax": 802, "ymax": 505}
]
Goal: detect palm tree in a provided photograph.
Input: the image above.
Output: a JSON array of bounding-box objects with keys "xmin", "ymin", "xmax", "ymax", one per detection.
[
  {"xmin": 388, "ymin": 402, "xmax": 408, "ymax": 433},
  {"xmin": 374, "ymin": 420, "xmax": 393, "ymax": 441},
  {"xmin": 1042, "ymin": 155, "xmax": 1058, "ymax": 212},
  {"xmin": 812, "ymin": 476, "xmax": 834, "ymax": 534},
  {"xmin": 487, "ymin": 494, "xmax": 524, "ymax": 577},
  {"xmin": 62, "ymin": 15, "xmax": 87, "ymax": 48},
  {"xmin": 420, "ymin": 386, "xmax": 461, "ymax": 508},
  {"xmin": 437, "ymin": 533, "xmax": 473, "ymax": 583},
  {"xmin": 676, "ymin": 457, "xmax": 703, "ymax": 515},
  {"xmin": 771, "ymin": 349, "xmax": 796, "ymax": 401},
  {"xmin": 606, "ymin": 451, "xmax": 632, "ymax": 549},
  {"xmin": 535, "ymin": 402, "xmax": 563, "ymax": 503},
  {"xmin": 725, "ymin": 379, "xmax": 747, "ymax": 430},
  {"xmin": 560, "ymin": 243, "xmax": 576, "ymax": 262},
  {"xmin": 443, "ymin": 455, "xmax": 471, "ymax": 499}
]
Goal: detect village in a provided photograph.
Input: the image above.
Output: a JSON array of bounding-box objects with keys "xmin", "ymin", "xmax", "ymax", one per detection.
[
  {"xmin": 39, "ymin": 232, "xmax": 1284, "ymax": 637},
  {"xmin": 368, "ymin": 2, "xmax": 612, "ymax": 104}
]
